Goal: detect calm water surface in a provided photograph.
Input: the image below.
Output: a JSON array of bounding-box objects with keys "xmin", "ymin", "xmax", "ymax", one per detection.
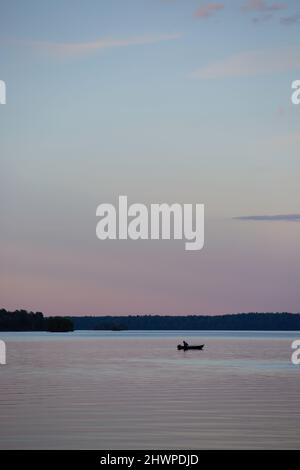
[{"xmin": 0, "ymin": 330, "xmax": 299, "ymax": 449}]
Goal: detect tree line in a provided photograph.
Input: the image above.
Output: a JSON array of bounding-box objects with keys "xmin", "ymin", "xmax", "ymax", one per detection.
[
  {"xmin": 1, "ymin": 309, "xmax": 300, "ymax": 332},
  {"xmin": 72, "ymin": 312, "xmax": 300, "ymax": 331},
  {"xmin": 0, "ymin": 309, "xmax": 74, "ymax": 332}
]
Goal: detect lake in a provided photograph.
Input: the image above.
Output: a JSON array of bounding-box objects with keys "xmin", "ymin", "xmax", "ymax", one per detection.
[{"xmin": 0, "ymin": 330, "xmax": 299, "ymax": 449}]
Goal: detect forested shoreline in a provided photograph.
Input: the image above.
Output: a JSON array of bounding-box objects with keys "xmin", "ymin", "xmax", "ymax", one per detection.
[
  {"xmin": 0, "ymin": 309, "xmax": 74, "ymax": 332},
  {"xmin": 1, "ymin": 309, "xmax": 300, "ymax": 332},
  {"xmin": 72, "ymin": 312, "xmax": 300, "ymax": 331}
]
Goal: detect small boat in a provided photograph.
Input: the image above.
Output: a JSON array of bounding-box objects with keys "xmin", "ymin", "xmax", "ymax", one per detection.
[{"xmin": 177, "ymin": 344, "xmax": 204, "ymax": 351}]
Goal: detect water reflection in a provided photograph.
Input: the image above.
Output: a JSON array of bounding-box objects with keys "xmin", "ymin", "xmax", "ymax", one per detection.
[{"xmin": 0, "ymin": 331, "xmax": 299, "ymax": 449}]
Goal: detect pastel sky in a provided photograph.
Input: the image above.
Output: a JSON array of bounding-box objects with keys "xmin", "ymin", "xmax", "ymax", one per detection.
[{"xmin": 0, "ymin": 0, "xmax": 300, "ymax": 315}]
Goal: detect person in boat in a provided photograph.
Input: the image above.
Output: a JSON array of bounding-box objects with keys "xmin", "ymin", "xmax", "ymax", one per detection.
[{"xmin": 183, "ymin": 340, "xmax": 189, "ymax": 349}]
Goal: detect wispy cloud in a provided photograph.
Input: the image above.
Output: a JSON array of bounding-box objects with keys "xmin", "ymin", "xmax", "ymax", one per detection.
[
  {"xmin": 242, "ymin": 0, "xmax": 287, "ymax": 12},
  {"xmin": 194, "ymin": 3, "xmax": 224, "ymax": 19},
  {"xmin": 280, "ymin": 12, "xmax": 300, "ymax": 25},
  {"xmin": 20, "ymin": 33, "xmax": 182, "ymax": 58},
  {"xmin": 252, "ymin": 13, "xmax": 273, "ymax": 22},
  {"xmin": 191, "ymin": 44, "xmax": 300, "ymax": 79},
  {"xmin": 242, "ymin": 0, "xmax": 287, "ymax": 24},
  {"xmin": 234, "ymin": 214, "xmax": 300, "ymax": 221}
]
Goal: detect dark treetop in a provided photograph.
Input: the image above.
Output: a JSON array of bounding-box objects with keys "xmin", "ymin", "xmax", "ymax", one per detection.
[{"xmin": 0, "ymin": 309, "xmax": 74, "ymax": 332}]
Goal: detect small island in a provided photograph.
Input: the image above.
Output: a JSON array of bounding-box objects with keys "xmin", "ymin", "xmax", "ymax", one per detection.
[{"xmin": 46, "ymin": 316, "xmax": 74, "ymax": 333}]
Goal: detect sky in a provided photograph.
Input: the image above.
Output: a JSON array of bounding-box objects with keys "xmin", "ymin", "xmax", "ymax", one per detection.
[{"xmin": 0, "ymin": 0, "xmax": 300, "ymax": 315}]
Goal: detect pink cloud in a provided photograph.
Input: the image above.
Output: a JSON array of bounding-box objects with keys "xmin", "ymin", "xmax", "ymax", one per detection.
[
  {"xmin": 191, "ymin": 44, "xmax": 300, "ymax": 79},
  {"xmin": 194, "ymin": 3, "xmax": 224, "ymax": 19},
  {"xmin": 19, "ymin": 33, "xmax": 182, "ymax": 58},
  {"xmin": 242, "ymin": 0, "xmax": 287, "ymax": 12}
]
